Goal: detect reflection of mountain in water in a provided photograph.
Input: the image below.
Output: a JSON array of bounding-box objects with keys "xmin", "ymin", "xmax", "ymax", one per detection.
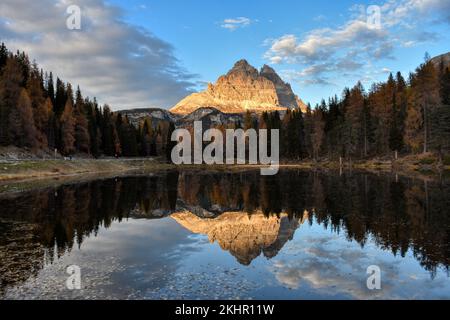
[
  {"xmin": 0, "ymin": 170, "xmax": 449, "ymax": 295},
  {"xmin": 172, "ymin": 211, "xmax": 308, "ymax": 265}
]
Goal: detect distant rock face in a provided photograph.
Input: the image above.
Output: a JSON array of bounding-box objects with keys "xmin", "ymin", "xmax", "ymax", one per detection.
[
  {"xmin": 175, "ymin": 107, "xmax": 244, "ymax": 129},
  {"xmin": 171, "ymin": 59, "xmax": 306, "ymax": 115},
  {"xmin": 118, "ymin": 108, "xmax": 178, "ymax": 127},
  {"xmin": 430, "ymin": 52, "xmax": 450, "ymax": 69}
]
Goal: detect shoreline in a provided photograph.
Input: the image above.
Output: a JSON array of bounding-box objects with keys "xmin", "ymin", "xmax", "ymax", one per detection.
[{"xmin": 0, "ymin": 157, "xmax": 448, "ymax": 186}]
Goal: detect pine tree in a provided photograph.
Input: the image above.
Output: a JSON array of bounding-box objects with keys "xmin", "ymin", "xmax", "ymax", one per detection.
[
  {"xmin": 0, "ymin": 57, "xmax": 23, "ymax": 145},
  {"xmin": 389, "ymin": 72, "xmax": 408, "ymax": 153},
  {"xmin": 429, "ymin": 105, "xmax": 450, "ymax": 154},
  {"xmin": 54, "ymin": 78, "xmax": 67, "ymax": 117},
  {"xmin": 101, "ymin": 106, "xmax": 115, "ymax": 156},
  {"xmin": 311, "ymin": 108, "xmax": 325, "ymax": 161},
  {"xmin": 323, "ymin": 95, "xmax": 344, "ymax": 159},
  {"xmin": 33, "ymin": 95, "xmax": 51, "ymax": 149},
  {"xmin": 74, "ymin": 87, "xmax": 90, "ymax": 153},
  {"xmin": 43, "ymin": 98, "xmax": 55, "ymax": 149},
  {"xmin": 9, "ymin": 89, "xmax": 38, "ymax": 149},
  {"xmin": 121, "ymin": 116, "xmax": 139, "ymax": 157},
  {"xmin": 140, "ymin": 117, "xmax": 154, "ymax": 156},
  {"xmin": 344, "ymin": 83, "xmax": 366, "ymax": 158},
  {"xmin": 27, "ymin": 62, "xmax": 48, "ymax": 148},
  {"xmin": 404, "ymin": 86, "xmax": 423, "ymax": 153},
  {"xmin": 46, "ymin": 72, "xmax": 55, "ymax": 104},
  {"xmin": 60, "ymin": 98, "xmax": 76, "ymax": 155},
  {"xmin": 281, "ymin": 109, "xmax": 292, "ymax": 158},
  {"xmin": 293, "ymin": 108, "xmax": 306, "ymax": 158},
  {"xmin": 15, "ymin": 51, "xmax": 30, "ymax": 86},
  {"xmin": 303, "ymin": 104, "xmax": 313, "ymax": 158},
  {"xmin": 86, "ymin": 100, "xmax": 102, "ymax": 157},
  {"xmin": 0, "ymin": 43, "xmax": 7, "ymax": 69},
  {"xmin": 368, "ymin": 75, "xmax": 396, "ymax": 155},
  {"xmin": 408, "ymin": 60, "xmax": 440, "ymax": 153},
  {"xmin": 101, "ymin": 105, "xmax": 121, "ymax": 156}
]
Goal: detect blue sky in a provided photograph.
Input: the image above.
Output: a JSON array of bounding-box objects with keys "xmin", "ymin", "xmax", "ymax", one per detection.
[{"xmin": 1, "ymin": 0, "xmax": 449, "ymax": 109}]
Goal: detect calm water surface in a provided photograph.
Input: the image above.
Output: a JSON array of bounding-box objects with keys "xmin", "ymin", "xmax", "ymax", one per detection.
[{"xmin": 0, "ymin": 170, "xmax": 449, "ymax": 300}]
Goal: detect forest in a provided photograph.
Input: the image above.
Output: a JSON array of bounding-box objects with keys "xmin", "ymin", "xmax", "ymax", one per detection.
[
  {"xmin": 255, "ymin": 52, "xmax": 450, "ymax": 161},
  {"xmin": 0, "ymin": 42, "xmax": 173, "ymax": 158},
  {"xmin": 1, "ymin": 42, "xmax": 449, "ymax": 161}
]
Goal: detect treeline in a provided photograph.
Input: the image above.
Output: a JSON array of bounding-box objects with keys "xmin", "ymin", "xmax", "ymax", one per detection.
[
  {"xmin": 297, "ymin": 53, "xmax": 450, "ymax": 160},
  {"xmin": 1, "ymin": 41, "xmax": 449, "ymax": 161},
  {"xmin": 217, "ymin": 53, "xmax": 450, "ymax": 161},
  {"xmin": 0, "ymin": 42, "xmax": 174, "ymax": 157}
]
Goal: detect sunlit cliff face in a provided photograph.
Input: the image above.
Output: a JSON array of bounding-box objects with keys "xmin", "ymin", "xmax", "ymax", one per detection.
[
  {"xmin": 170, "ymin": 60, "xmax": 307, "ymax": 115},
  {"xmin": 172, "ymin": 211, "xmax": 309, "ymax": 265}
]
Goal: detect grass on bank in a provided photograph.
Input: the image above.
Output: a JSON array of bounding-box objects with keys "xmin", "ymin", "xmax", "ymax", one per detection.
[{"xmin": 0, "ymin": 152, "xmax": 449, "ymax": 185}]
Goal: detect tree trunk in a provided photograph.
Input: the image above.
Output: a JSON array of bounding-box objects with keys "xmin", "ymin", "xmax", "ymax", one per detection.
[{"xmin": 363, "ymin": 111, "xmax": 368, "ymax": 157}]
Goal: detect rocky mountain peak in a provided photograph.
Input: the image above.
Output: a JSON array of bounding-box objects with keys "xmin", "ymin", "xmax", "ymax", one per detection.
[
  {"xmin": 170, "ymin": 60, "xmax": 306, "ymax": 114},
  {"xmin": 227, "ymin": 59, "xmax": 259, "ymax": 77},
  {"xmin": 260, "ymin": 64, "xmax": 276, "ymax": 75}
]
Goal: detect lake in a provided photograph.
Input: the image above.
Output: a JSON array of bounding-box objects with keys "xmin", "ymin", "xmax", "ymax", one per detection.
[{"xmin": 0, "ymin": 170, "xmax": 449, "ymax": 300}]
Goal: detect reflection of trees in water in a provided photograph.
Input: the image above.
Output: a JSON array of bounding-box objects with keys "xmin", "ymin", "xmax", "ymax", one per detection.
[
  {"xmin": 0, "ymin": 171, "xmax": 180, "ymax": 294},
  {"xmin": 310, "ymin": 173, "xmax": 450, "ymax": 277},
  {"xmin": 0, "ymin": 170, "xmax": 448, "ymax": 294},
  {"xmin": 178, "ymin": 171, "xmax": 449, "ymax": 274}
]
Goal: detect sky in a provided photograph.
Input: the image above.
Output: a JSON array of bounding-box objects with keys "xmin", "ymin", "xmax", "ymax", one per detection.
[{"xmin": 0, "ymin": 0, "xmax": 449, "ymax": 110}]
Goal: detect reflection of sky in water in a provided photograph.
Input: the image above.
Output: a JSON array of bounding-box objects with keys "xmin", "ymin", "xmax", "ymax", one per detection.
[
  {"xmin": 268, "ymin": 221, "xmax": 450, "ymax": 300},
  {"xmin": 3, "ymin": 215, "xmax": 449, "ymax": 300}
]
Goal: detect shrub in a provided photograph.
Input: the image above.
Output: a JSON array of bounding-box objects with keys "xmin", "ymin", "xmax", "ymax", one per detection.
[
  {"xmin": 443, "ymin": 155, "xmax": 450, "ymax": 166},
  {"xmin": 419, "ymin": 157, "xmax": 436, "ymax": 165}
]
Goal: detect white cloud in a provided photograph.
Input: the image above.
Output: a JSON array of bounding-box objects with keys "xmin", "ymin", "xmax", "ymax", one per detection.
[
  {"xmin": 269, "ymin": 233, "xmax": 450, "ymax": 299},
  {"xmin": 264, "ymin": 20, "xmax": 388, "ymax": 66},
  {"xmin": 0, "ymin": 0, "xmax": 196, "ymax": 110},
  {"xmin": 263, "ymin": 0, "xmax": 449, "ymax": 84},
  {"xmin": 221, "ymin": 17, "xmax": 253, "ymax": 31}
]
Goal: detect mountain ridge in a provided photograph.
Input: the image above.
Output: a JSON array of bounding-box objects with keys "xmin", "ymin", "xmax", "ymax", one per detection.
[{"xmin": 170, "ymin": 59, "xmax": 307, "ymax": 115}]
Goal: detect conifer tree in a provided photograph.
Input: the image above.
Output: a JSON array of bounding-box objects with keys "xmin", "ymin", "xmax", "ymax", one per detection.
[
  {"xmin": 74, "ymin": 87, "xmax": 90, "ymax": 153},
  {"xmin": 46, "ymin": 72, "xmax": 55, "ymax": 104},
  {"xmin": 9, "ymin": 89, "xmax": 38, "ymax": 149},
  {"xmin": 407, "ymin": 60, "xmax": 440, "ymax": 153},
  {"xmin": 27, "ymin": 62, "xmax": 48, "ymax": 148},
  {"xmin": 60, "ymin": 98, "xmax": 76, "ymax": 155},
  {"xmin": 0, "ymin": 43, "xmax": 7, "ymax": 69},
  {"xmin": 0, "ymin": 58, "xmax": 23, "ymax": 145},
  {"xmin": 303, "ymin": 104, "xmax": 313, "ymax": 158},
  {"xmin": 140, "ymin": 117, "xmax": 154, "ymax": 156},
  {"xmin": 166, "ymin": 122, "xmax": 176, "ymax": 161},
  {"xmin": 344, "ymin": 83, "xmax": 366, "ymax": 158},
  {"xmin": 54, "ymin": 78, "xmax": 67, "ymax": 117},
  {"xmin": 311, "ymin": 108, "xmax": 325, "ymax": 161}
]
